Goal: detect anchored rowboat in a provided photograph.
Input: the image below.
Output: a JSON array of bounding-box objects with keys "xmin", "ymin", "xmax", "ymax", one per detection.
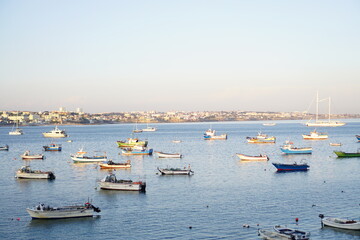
[
  {"xmin": 320, "ymin": 215, "xmax": 360, "ymax": 230},
  {"xmin": 334, "ymin": 151, "xmax": 360, "ymax": 158},
  {"xmin": 236, "ymin": 153, "xmax": 269, "ymax": 161},
  {"xmin": 155, "ymin": 151, "xmax": 182, "ymax": 158}
]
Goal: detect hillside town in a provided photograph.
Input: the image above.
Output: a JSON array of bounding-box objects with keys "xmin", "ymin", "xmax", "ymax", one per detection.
[{"xmin": 1, "ymin": 107, "xmax": 358, "ymax": 126}]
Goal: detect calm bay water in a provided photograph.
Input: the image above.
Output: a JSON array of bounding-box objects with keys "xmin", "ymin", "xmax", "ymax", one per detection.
[{"xmin": 0, "ymin": 120, "xmax": 359, "ymax": 240}]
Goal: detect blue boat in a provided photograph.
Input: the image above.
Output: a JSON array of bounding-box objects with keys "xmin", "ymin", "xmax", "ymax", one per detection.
[
  {"xmin": 272, "ymin": 162, "xmax": 309, "ymax": 171},
  {"xmin": 43, "ymin": 143, "xmax": 62, "ymax": 151},
  {"xmin": 121, "ymin": 146, "xmax": 153, "ymax": 156},
  {"xmin": 280, "ymin": 141, "xmax": 312, "ymax": 154},
  {"xmin": 356, "ymin": 135, "xmax": 360, "ymax": 141}
]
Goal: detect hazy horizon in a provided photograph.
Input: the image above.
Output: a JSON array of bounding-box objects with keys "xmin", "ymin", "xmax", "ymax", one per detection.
[{"xmin": 1, "ymin": 1, "xmax": 359, "ymax": 114}]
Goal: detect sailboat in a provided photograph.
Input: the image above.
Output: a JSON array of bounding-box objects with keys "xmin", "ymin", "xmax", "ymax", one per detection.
[
  {"xmin": 305, "ymin": 92, "xmax": 345, "ymax": 127},
  {"xmin": 142, "ymin": 122, "xmax": 157, "ymax": 132},
  {"xmin": 9, "ymin": 119, "xmax": 23, "ymax": 135},
  {"xmin": 133, "ymin": 122, "xmax": 143, "ymax": 133}
]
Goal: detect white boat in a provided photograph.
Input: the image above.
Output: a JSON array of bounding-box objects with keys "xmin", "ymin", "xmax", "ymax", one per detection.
[
  {"xmin": 42, "ymin": 126, "xmax": 68, "ymax": 138},
  {"xmin": 9, "ymin": 120, "xmax": 23, "ymax": 135},
  {"xmin": 99, "ymin": 174, "xmax": 146, "ymax": 192},
  {"xmin": 305, "ymin": 92, "xmax": 345, "ymax": 127},
  {"xmin": 203, "ymin": 129, "xmax": 227, "ymax": 140},
  {"xmin": 26, "ymin": 202, "xmax": 101, "ymax": 219},
  {"xmin": 320, "ymin": 216, "xmax": 360, "ymax": 230},
  {"xmin": 157, "ymin": 166, "xmax": 193, "ymax": 175},
  {"xmin": 21, "ymin": 151, "xmax": 44, "ymax": 159},
  {"xmin": 0, "ymin": 144, "xmax": 9, "ymax": 151},
  {"xmin": 71, "ymin": 149, "xmax": 107, "ymax": 163},
  {"xmin": 172, "ymin": 140, "xmax": 182, "ymax": 143},
  {"xmin": 329, "ymin": 143, "xmax": 342, "ymax": 146},
  {"xmin": 99, "ymin": 160, "xmax": 131, "ymax": 169},
  {"xmin": 142, "ymin": 123, "xmax": 157, "ymax": 132},
  {"xmin": 258, "ymin": 229, "xmax": 292, "ymax": 239},
  {"xmin": 155, "ymin": 151, "xmax": 183, "ymax": 158},
  {"xmin": 302, "ymin": 129, "xmax": 328, "ymax": 140},
  {"xmin": 15, "ymin": 165, "xmax": 55, "ymax": 179},
  {"xmin": 263, "ymin": 123, "xmax": 276, "ymax": 126},
  {"xmin": 236, "ymin": 153, "xmax": 269, "ymax": 161},
  {"xmin": 273, "ymin": 225, "xmax": 310, "ymax": 240}
]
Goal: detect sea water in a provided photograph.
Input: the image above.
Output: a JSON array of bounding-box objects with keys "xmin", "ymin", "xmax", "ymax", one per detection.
[{"xmin": 0, "ymin": 120, "xmax": 359, "ymax": 240}]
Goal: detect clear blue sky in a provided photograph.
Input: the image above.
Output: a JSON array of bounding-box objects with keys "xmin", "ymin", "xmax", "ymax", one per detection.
[{"xmin": 1, "ymin": 0, "xmax": 359, "ymax": 113}]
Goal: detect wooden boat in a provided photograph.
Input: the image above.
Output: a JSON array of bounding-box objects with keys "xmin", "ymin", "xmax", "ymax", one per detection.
[
  {"xmin": 203, "ymin": 129, "xmax": 227, "ymax": 140},
  {"xmin": 329, "ymin": 143, "xmax": 342, "ymax": 146},
  {"xmin": 302, "ymin": 129, "xmax": 328, "ymax": 140},
  {"xmin": 0, "ymin": 144, "xmax": 9, "ymax": 151},
  {"xmin": 42, "ymin": 126, "xmax": 68, "ymax": 138},
  {"xmin": 121, "ymin": 145, "xmax": 153, "ymax": 156},
  {"xmin": 280, "ymin": 141, "xmax": 312, "ymax": 154},
  {"xmin": 273, "ymin": 225, "xmax": 310, "ymax": 240},
  {"xmin": 99, "ymin": 174, "xmax": 146, "ymax": 192},
  {"xmin": 334, "ymin": 150, "xmax": 360, "ymax": 158},
  {"xmin": 99, "ymin": 160, "xmax": 131, "ymax": 169},
  {"xmin": 157, "ymin": 166, "xmax": 193, "ymax": 175},
  {"xmin": 356, "ymin": 135, "xmax": 360, "ymax": 141},
  {"xmin": 26, "ymin": 202, "xmax": 101, "ymax": 219},
  {"xmin": 246, "ymin": 132, "xmax": 276, "ymax": 144},
  {"xmin": 155, "ymin": 151, "xmax": 182, "ymax": 158},
  {"xmin": 236, "ymin": 153, "xmax": 269, "ymax": 161},
  {"xmin": 15, "ymin": 165, "xmax": 55, "ymax": 179},
  {"xmin": 117, "ymin": 138, "xmax": 148, "ymax": 148},
  {"xmin": 71, "ymin": 149, "xmax": 107, "ymax": 163},
  {"xmin": 320, "ymin": 215, "xmax": 360, "ymax": 230},
  {"xmin": 21, "ymin": 151, "xmax": 44, "ymax": 160},
  {"xmin": 272, "ymin": 162, "xmax": 309, "ymax": 171},
  {"xmin": 258, "ymin": 229, "xmax": 292, "ymax": 239},
  {"xmin": 43, "ymin": 143, "xmax": 62, "ymax": 151}
]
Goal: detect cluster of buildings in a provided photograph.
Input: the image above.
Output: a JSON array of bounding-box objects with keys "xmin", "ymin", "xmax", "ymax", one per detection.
[{"xmin": 0, "ymin": 108, "xmax": 358, "ymax": 126}]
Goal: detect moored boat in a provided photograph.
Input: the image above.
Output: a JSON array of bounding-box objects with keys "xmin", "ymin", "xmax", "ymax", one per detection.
[
  {"xmin": 258, "ymin": 229, "xmax": 292, "ymax": 239},
  {"xmin": 71, "ymin": 149, "xmax": 107, "ymax": 163},
  {"xmin": 26, "ymin": 202, "xmax": 101, "ymax": 219},
  {"xmin": 236, "ymin": 153, "xmax": 269, "ymax": 161},
  {"xmin": 319, "ymin": 215, "xmax": 360, "ymax": 230},
  {"xmin": 302, "ymin": 129, "xmax": 328, "ymax": 140},
  {"xmin": 99, "ymin": 174, "xmax": 146, "ymax": 192},
  {"xmin": 280, "ymin": 141, "xmax": 312, "ymax": 154},
  {"xmin": 273, "ymin": 225, "xmax": 310, "ymax": 240},
  {"xmin": 99, "ymin": 160, "xmax": 131, "ymax": 169},
  {"xmin": 263, "ymin": 123, "xmax": 276, "ymax": 126},
  {"xmin": 142, "ymin": 126, "xmax": 157, "ymax": 132},
  {"xmin": 21, "ymin": 151, "xmax": 44, "ymax": 160},
  {"xmin": 356, "ymin": 135, "xmax": 360, "ymax": 141},
  {"xmin": 157, "ymin": 166, "xmax": 193, "ymax": 175},
  {"xmin": 247, "ymin": 132, "xmax": 276, "ymax": 144},
  {"xmin": 9, "ymin": 119, "xmax": 23, "ymax": 135},
  {"xmin": 272, "ymin": 162, "xmax": 309, "ymax": 171},
  {"xmin": 329, "ymin": 143, "xmax": 342, "ymax": 146},
  {"xmin": 42, "ymin": 126, "xmax": 68, "ymax": 138},
  {"xmin": 334, "ymin": 150, "xmax": 360, "ymax": 158},
  {"xmin": 43, "ymin": 143, "xmax": 62, "ymax": 151},
  {"xmin": 121, "ymin": 145, "xmax": 153, "ymax": 156},
  {"xmin": 0, "ymin": 144, "xmax": 9, "ymax": 151},
  {"xmin": 203, "ymin": 129, "xmax": 227, "ymax": 140},
  {"xmin": 117, "ymin": 138, "xmax": 148, "ymax": 148},
  {"xmin": 155, "ymin": 151, "xmax": 182, "ymax": 158},
  {"xmin": 15, "ymin": 165, "xmax": 55, "ymax": 179}
]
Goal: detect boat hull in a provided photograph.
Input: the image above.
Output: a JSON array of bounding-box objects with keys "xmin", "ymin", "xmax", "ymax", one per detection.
[
  {"xmin": 236, "ymin": 154, "xmax": 269, "ymax": 161},
  {"xmin": 280, "ymin": 147, "xmax": 312, "ymax": 154},
  {"xmin": 99, "ymin": 181, "xmax": 146, "ymax": 191},
  {"xmin": 158, "ymin": 168, "xmax": 193, "ymax": 175},
  {"xmin": 43, "ymin": 146, "xmax": 62, "ymax": 151},
  {"xmin": 42, "ymin": 133, "xmax": 67, "ymax": 138},
  {"xmin": 306, "ymin": 122, "xmax": 345, "ymax": 127},
  {"xmin": 26, "ymin": 208, "xmax": 94, "ymax": 219},
  {"xmin": 99, "ymin": 163, "xmax": 131, "ymax": 169},
  {"xmin": 258, "ymin": 229, "xmax": 291, "ymax": 239},
  {"xmin": 356, "ymin": 135, "xmax": 360, "ymax": 141},
  {"xmin": 272, "ymin": 163, "xmax": 309, "ymax": 171},
  {"xmin": 155, "ymin": 152, "xmax": 182, "ymax": 158},
  {"xmin": 334, "ymin": 151, "xmax": 360, "ymax": 158},
  {"xmin": 116, "ymin": 140, "xmax": 148, "ymax": 148},
  {"xmin": 21, "ymin": 155, "xmax": 44, "ymax": 160},
  {"xmin": 16, "ymin": 172, "xmax": 55, "ymax": 179},
  {"xmin": 121, "ymin": 149, "xmax": 153, "ymax": 156},
  {"xmin": 72, "ymin": 157, "xmax": 107, "ymax": 163},
  {"xmin": 203, "ymin": 134, "xmax": 227, "ymax": 140},
  {"xmin": 302, "ymin": 135, "xmax": 328, "ymax": 140},
  {"xmin": 322, "ymin": 218, "xmax": 360, "ymax": 230}
]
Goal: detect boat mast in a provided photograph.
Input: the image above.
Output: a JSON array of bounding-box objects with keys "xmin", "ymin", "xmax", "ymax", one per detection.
[
  {"xmin": 315, "ymin": 91, "xmax": 319, "ymax": 123},
  {"xmin": 328, "ymin": 97, "xmax": 331, "ymax": 123}
]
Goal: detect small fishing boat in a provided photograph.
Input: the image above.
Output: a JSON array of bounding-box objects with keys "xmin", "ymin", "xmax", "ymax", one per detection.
[
  {"xmin": 272, "ymin": 162, "xmax": 309, "ymax": 171},
  {"xmin": 0, "ymin": 144, "xmax": 9, "ymax": 151},
  {"xmin": 157, "ymin": 166, "xmax": 193, "ymax": 175},
  {"xmin": 142, "ymin": 126, "xmax": 157, "ymax": 132},
  {"xmin": 273, "ymin": 225, "xmax": 310, "ymax": 240},
  {"xmin": 258, "ymin": 229, "xmax": 292, "ymax": 239},
  {"xmin": 155, "ymin": 151, "xmax": 183, "ymax": 158},
  {"xmin": 236, "ymin": 153, "xmax": 269, "ymax": 161},
  {"xmin": 246, "ymin": 132, "xmax": 276, "ymax": 144},
  {"xmin": 330, "ymin": 143, "xmax": 342, "ymax": 146},
  {"xmin": 356, "ymin": 135, "xmax": 360, "ymax": 141},
  {"xmin": 280, "ymin": 141, "xmax": 312, "ymax": 154},
  {"xmin": 172, "ymin": 140, "xmax": 182, "ymax": 143},
  {"xmin": 43, "ymin": 143, "xmax": 62, "ymax": 151},
  {"xmin": 334, "ymin": 150, "xmax": 360, "ymax": 158},
  {"xmin": 203, "ymin": 129, "xmax": 227, "ymax": 140},
  {"xmin": 99, "ymin": 174, "xmax": 146, "ymax": 192},
  {"xmin": 121, "ymin": 145, "xmax": 153, "ymax": 156},
  {"xmin": 263, "ymin": 123, "xmax": 276, "ymax": 126},
  {"xmin": 99, "ymin": 160, "xmax": 131, "ymax": 169},
  {"xmin": 133, "ymin": 122, "xmax": 143, "ymax": 133},
  {"xmin": 302, "ymin": 129, "xmax": 328, "ymax": 140},
  {"xmin": 71, "ymin": 149, "xmax": 107, "ymax": 163},
  {"xmin": 117, "ymin": 138, "xmax": 148, "ymax": 148},
  {"xmin": 9, "ymin": 120, "xmax": 23, "ymax": 135},
  {"xmin": 319, "ymin": 215, "xmax": 360, "ymax": 230},
  {"xmin": 42, "ymin": 126, "xmax": 68, "ymax": 138},
  {"xmin": 15, "ymin": 165, "xmax": 55, "ymax": 179},
  {"xmin": 26, "ymin": 202, "xmax": 101, "ymax": 219},
  {"xmin": 21, "ymin": 151, "xmax": 44, "ymax": 160}
]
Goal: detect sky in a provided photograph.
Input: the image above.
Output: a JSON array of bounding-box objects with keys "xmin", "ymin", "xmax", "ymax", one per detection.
[{"xmin": 0, "ymin": 0, "xmax": 359, "ymax": 114}]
